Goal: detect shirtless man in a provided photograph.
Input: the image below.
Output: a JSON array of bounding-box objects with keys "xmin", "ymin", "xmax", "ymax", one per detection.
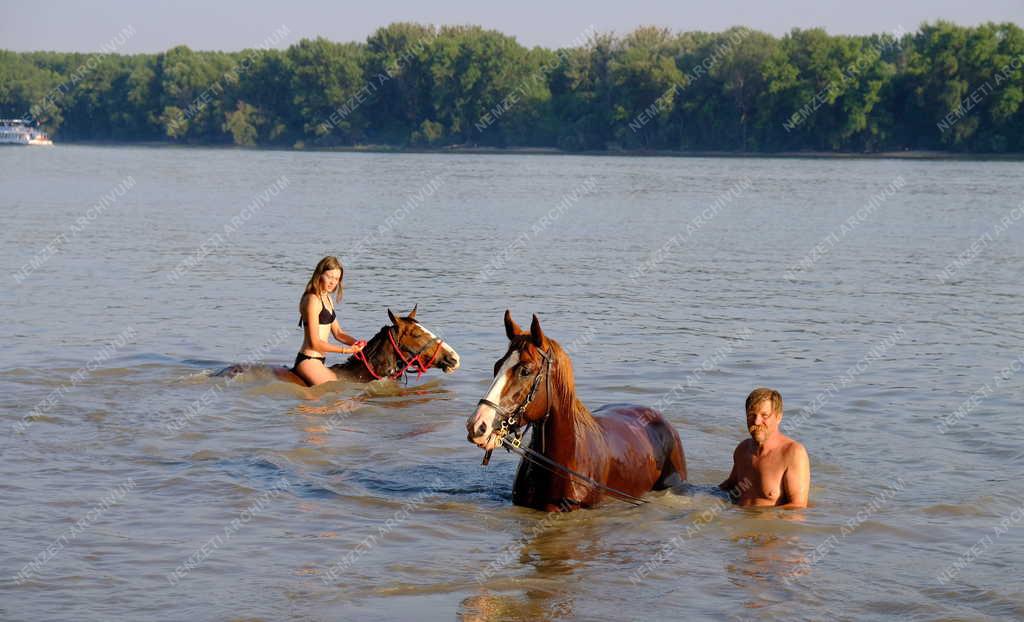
[{"xmin": 720, "ymin": 388, "xmax": 810, "ymax": 509}]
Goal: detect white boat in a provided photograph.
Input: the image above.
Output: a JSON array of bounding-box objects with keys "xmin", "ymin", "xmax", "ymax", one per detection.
[{"xmin": 0, "ymin": 119, "xmax": 54, "ymax": 145}]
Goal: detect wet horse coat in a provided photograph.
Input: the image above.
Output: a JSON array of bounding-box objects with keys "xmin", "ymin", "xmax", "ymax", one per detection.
[{"xmin": 467, "ymin": 311, "xmax": 686, "ymax": 511}]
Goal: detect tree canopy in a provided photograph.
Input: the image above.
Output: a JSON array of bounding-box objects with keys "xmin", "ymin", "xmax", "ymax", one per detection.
[{"xmin": 3, "ymin": 21, "xmax": 1022, "ymax": 152}]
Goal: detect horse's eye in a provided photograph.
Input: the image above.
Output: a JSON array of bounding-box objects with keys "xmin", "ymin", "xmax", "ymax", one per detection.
[{"xmin": 519, "ymin": 366, "xmax": 532, "ymax": 377}]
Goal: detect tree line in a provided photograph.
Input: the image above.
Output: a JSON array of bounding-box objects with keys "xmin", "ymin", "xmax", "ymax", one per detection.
[{"xmin": 1, "ymin": 21, "xmax": 1022, "ymax": 152}]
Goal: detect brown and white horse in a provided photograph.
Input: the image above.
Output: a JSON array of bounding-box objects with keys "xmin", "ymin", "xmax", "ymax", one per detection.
[
  {"xmin": 466, "ymin": 311, "xmax": 686, "ymax": 511},
  {"xmin": 216, "ymin": 307, "xmax": 460, "ymax": 387}
]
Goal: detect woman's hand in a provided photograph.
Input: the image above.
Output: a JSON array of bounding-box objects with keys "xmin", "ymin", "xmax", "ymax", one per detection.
[{"xmin": 348, "ymin": 340, "xmax": 366, "ymax": 354}]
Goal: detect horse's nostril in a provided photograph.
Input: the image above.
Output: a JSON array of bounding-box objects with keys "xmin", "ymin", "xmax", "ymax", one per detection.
[{"xmin": 476, "ymin": 422, "xmax": 487, "ymax": 436}]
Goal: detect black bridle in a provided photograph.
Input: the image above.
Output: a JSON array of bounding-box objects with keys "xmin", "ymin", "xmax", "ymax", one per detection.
[
  {"xmin": 478, "ymin": 347, "xmax": 553, "ymax": 462},
  {"xmin": 478, "ymin": 347, "xmax": 648, "ymax": 507}
]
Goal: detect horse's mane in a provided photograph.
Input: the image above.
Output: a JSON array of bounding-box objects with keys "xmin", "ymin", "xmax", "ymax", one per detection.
[
  {"xmin": 335, "ymin": 324, "xmax": 393, "ymax": 371},
  {"xmin": 360, "ymin": 324, "xmax": 392, "ymax": 360},
  {"xmin": 545, "ymin": 337, "xmax": 603, "ymax": 442}
]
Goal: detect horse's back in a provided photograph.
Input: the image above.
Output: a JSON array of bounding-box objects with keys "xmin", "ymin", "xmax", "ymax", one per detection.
[
  {"xmin": 213, "ymin": 363, "xmax": 308, "ymax": 387},
  {"xmin": 593, "ymin": 403, "xmax": 687, "ymax": 487},
  {"xmin": 212, "ymin": 364, "xmax": 244, "ymax": 379},
  {"xmin": 592, "ymin": 403, "xmax": 669, "ymax": 430}
]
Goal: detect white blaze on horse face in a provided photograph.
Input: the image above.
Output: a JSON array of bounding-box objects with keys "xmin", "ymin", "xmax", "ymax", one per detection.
[
  {"xmin": 468, "ymin": 351, "xmax": 519, "ymax": 449},
  {"xmin": 420, "ymin": 322, "xmax": 460, "ymax": 372}
]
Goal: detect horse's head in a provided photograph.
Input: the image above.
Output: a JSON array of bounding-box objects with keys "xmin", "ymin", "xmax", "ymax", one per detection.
[
  {"xmin": 466, "ymin": 310, "xmax": 556, "ymax": 450},
  {"xmin": 387, "ymin": 305, "xmax": 461, "ymax": 374}
]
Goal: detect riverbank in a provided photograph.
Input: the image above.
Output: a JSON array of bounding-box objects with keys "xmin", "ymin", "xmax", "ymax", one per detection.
[{"xmin": 53, "ymin": 139, "xmax": 1024, "ymax": 161}]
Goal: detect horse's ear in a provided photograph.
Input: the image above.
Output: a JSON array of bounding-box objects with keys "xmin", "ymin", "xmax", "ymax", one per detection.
[
  {"xmin": 530, "ymin": 314, "xmax": 545, "ymax": 348},
  {"xmin": 504, "ymin": 309, "xmax": 523, "ymax": 340},
  {"xmin": 408, "ymin": 304, "xmax": 417, "ymax": 320},
  {"xmin": 387, "ymin": 308, "xmax": 399, "ymax": 325}
]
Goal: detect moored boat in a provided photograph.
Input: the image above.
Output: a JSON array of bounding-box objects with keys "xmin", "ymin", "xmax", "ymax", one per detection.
[{"xmin": 0, "ymin": 119, "xmax": 53, "ymax": 145}]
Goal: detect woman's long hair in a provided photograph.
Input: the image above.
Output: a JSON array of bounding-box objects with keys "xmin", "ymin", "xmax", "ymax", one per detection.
[{"xmin": 302, "ymin": 256, "xmax": 344, "ymax": 306}]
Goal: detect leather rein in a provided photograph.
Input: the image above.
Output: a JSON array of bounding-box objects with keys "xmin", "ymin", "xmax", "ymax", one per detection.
[{"xmin": 353, "ymin": 326, "xmax": 445, "ymax": 382}]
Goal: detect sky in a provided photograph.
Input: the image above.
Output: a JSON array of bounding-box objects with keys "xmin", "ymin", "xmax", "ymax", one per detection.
[{"xmin": 2, "ymin": 0, "xmax": 1022, "ymax": 53}]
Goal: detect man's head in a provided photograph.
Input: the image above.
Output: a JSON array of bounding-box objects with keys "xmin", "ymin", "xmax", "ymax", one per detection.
[{"xmin": 745, "ymin": 388, "xmax": 783, "ymax": 444}]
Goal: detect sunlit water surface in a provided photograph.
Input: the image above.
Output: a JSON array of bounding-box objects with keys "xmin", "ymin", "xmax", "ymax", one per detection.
[{"xmin": 2, "ymin": 146, "xmax": 1023, "ymax": 621}]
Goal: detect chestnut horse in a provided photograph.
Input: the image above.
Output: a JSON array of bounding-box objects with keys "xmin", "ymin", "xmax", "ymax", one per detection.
[
  {"xmin": 466, "ymin": 311, "xmax": 686, "ymax": 511},
  {"xmin": 216, "ymin": 307, "xmax": 460, "ymax": 387}
]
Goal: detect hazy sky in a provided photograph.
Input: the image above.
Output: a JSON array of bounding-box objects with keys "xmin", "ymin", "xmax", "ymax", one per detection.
[{"xmin": 2, "ymin": 0, "xmax": 1022, "ymax": 52}]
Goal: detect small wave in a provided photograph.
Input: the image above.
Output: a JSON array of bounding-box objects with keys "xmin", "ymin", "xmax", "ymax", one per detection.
[
  {"xmin": 325, "ymin": 459, "xmax": 516, "ymax": 504},
  {"xmin": 919, "ymin": 501, "xmax": 997, "ymax": 517}
]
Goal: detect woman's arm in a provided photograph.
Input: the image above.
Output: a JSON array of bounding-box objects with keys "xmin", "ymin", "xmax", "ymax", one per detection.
[
  {"xmin": 331, "ymin": 319, "xmax": 357, "ymax": 346},
  {"xmin": 303, "ymin": 295, "xmax": 357, "ymax": 354}
]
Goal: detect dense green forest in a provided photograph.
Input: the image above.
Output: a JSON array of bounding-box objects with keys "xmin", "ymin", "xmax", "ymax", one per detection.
[{"xmin": 2, "ymin": 21, "xmax": 1023, "ymax": 152}]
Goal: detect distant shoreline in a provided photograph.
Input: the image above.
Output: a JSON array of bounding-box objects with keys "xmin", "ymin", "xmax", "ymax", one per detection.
[{"xmin": 49, "ymin": 140, "xmax": 1024, "ymax": 161}]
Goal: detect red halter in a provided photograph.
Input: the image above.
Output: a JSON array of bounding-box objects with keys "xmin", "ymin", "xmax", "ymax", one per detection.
[{"xmin": 353, "ymin": 328, "xmax": 445, "ymax": 381}]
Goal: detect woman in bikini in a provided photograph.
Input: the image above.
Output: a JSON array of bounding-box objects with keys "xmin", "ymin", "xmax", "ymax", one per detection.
[{"xmin": 294, "ymin": 256, "xmax": 364, "ymax": 386}]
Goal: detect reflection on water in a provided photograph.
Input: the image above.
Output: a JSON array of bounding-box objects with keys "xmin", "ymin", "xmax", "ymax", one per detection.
[
  {"xmin": 727, "ymin": 529, "xmax": 806, "ymax": 613},
  {"xmin": 463, "ymin": 512, "xmax": 598, "ymax": 621},
  {"xmin": 2, "ymin": 146, "xmax": 1023, "ymax": 620},
  {"xmin": 461, "ymin": 591, "xmax": 576, "ymax": 621}
]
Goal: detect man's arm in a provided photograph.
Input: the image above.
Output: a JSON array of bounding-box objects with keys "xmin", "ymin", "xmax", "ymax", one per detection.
[
  {"xmin": 719, "ymin": 467, "xmax": 737, "ymax": 492},
  {"xmin": 719, "ymin": 443, "xmax": 741, "ymax": 491},
  {"xmin": 779, "ymin": 443, "xmax": 810, "ymax": 509}
]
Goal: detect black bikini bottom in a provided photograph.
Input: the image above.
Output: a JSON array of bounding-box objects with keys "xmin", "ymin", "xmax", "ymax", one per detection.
[{"xmin": 294, "ymin": 352, "xmax": 326, "ymax": 368}]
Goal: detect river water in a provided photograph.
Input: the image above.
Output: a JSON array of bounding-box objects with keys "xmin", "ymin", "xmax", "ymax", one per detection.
[{"xmin": 2, "ymin": 146, "xmax": 1022, "ymax": 621}]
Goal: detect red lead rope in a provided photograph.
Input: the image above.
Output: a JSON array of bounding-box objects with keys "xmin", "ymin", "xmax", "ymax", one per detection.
[{"xmin": 353, "ymin": 330, "xmax": 444, "ymax": 381}]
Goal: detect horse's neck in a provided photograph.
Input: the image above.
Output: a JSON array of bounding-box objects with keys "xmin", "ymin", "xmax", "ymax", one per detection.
[
  {"xmin": 528, "ymin": 384, "xmax": 603, "ymax": 504},
  {"xmin": 516, "ymin": 351, "xmax": 604, "ymax": 507},
  {"xmin": 335, "ymin": 326, "xmax": 397, "ymax": 376},
  {"xmin": 533, "ymin": 373, "xmax": 600, "ymax": 462}
]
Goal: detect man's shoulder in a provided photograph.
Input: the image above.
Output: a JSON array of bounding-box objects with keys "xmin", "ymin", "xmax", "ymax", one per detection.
[
  {"xmin": 780, "ymin": 437, "xmax": 809, "ymax": 461},
  {"xmin": 734, "ymin": 438, "xmax": 753, "ymax": 454}
]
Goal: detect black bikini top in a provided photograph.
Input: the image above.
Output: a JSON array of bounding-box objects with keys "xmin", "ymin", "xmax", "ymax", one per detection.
[{"xmin": 298, "ymin": 294, "xmax": 336, "ymax": 327}]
